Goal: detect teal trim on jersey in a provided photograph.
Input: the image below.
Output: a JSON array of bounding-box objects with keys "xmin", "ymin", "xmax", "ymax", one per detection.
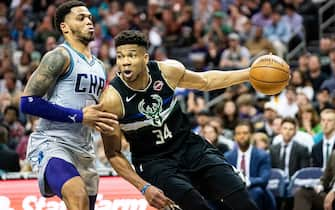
[
  {"xmin": 64, "ymin": 42, "xmax": 96, "ymax": 66},
  {"xmin": 58, "ymin": 46, "xmax": 74, "ymax": 80},
  {"xmin": 96, "ymin": 58, "xmax": 107, "ymax": 79}
]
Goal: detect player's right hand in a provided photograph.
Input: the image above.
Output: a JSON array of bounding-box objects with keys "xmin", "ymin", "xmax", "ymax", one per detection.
[
  {"xmin": 144, "ymin": 185, "xmax": 175, "ymax": 209},
  {"xmin": 82, "ymin": 103, "xmax": 118, "ymax": 134}
]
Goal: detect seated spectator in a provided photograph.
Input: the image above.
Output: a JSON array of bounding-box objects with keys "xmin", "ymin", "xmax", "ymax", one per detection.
[
  {"xmin": 219, "ymin": 33, "xmax": 250, "ymax": 69},
  {"xmin": 236, "ymin": 93, "xmax": 260, "ymax": 122},
  {"xmin": 321, "ymin": 47, "xmax": 335, "ymax": 77},
  {"xmin": 291, "ymin": 70, "xmax": 314, "ymax": 101},
  {"xmin": 270, "ymin": 117, "xmax": 310, "ymax": 178},
  {"xmin": 251, "ymin": 1, "xmax": 272, "ymax": 28},
  {"xmin": 307, "ymin": 55, "xmax": 328, "ymax": 93},
  {"xmin": 276, "ymin": 86, "xmax": 299, "ymax": 118},
  {"xmin": 226, "ymin": 4, "xmax": 248, "ymax": 34},
  {"xmin": 0, "ymin": 124, "xmax": 20, "ymax": 172},
  {"xmin": 254, "ymin": 102, "xmax": 278, "ymax": 139},
  {"xmin": 311, "ymin": 109, "xmax": 335, "ymax": 168},
  {"xmin": 297, "ymin": 104, "xmax": 321, "ymax": 136},
  {"xmin": 313, "ymin": 87, "xmax": 333, "ymax": 114},
  {"xmin": 201, "ymin": 123, "xmax": 229, "ymax": 154},
  {"xmin": 209, "ymin": 116, "xmax": 235, "ymax": 149},
  {"xmin": 264, "ymin": 7, "xmax": 291, "ymax": 57},
  {"xmin": 225, "ymin": 121, "xmax": 273, "ymax": 210},
  {"xmin": 252, "ymin": 132, "xmax": 270, "ymax": 152},
  {"xmin": 214, "ymin": 100, "xmax": 239, "ymax": 132},
  {"xmin": 245, "ymin": 26, "xmax": 275, "ymax": 57},
  {"xmin": 1, "ymin": 105, "xmax": 25, "ymax": 150},
  {"xmin": 293, "ymin": 150, "xmax": 335, "ymax": 210}
]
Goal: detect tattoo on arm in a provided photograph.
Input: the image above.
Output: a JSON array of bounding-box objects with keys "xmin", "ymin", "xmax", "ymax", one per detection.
[{"xmin": 23, "ymin": 48, "xmax": 69, "ymax": 96}]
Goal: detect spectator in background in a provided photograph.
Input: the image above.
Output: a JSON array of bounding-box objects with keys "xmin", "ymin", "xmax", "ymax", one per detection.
[
  {"xmin": 298, "ymin": 104, "xmax": 321, "ymax": 136},
  {"xmin": 219, "ymin": 33, "xmax": 250, "ymax": 69},
  {"xmin": 227, "ymin": 4, "xmax": 248, "ymax": 34},
  {"xmin": 314, "ymin": 87, "xmax": 333, "ymax": 114},
  {"xmin": 43, "ymin": 36, "xmax": 57, "ymax": 54},
  {"xmin": 225, "ymin": 121, "xmax": 273, "ymax": 210},
  {"xmin": 320, "ymin": 49, "xmax": 335, "ymax": 92},
  {"xmin": 236, "ymin": 93, "xmax": 259, "ymax": 121},
  {"xmin": 205, "ymin": 11, "xmax": 231, "ymax": 47},
  {"xmin": 210, "ymin": 116, "xmax": 235, "ymax": 148},
  {"xmin": 291, "ymin": 70, "xmax": 314, "ymax": 101},
  {"xmin": 254, "ymin": 102, "xmax": 278, "ymax": 138},
  {"xmin": 251, "ymin": 1, "xmax": 272, "ymax": 28},
  {"xmin": 282, "ymin": 3, "xmax": 303, "ymax": 37},
  {"xmin": 307, "ymin": 55, "xmax": 328, "ymax": 93},
  {"xmin": 214, "ymin": 100, "xmax": 239, "ymax": 132},
  {"xmin": 311, "ymin": 109, "xmax": 335, "ymax": 168},
  {"xmin": 319, "ymin": 37, "xmax": 332, "ymax": 68},
  {"xmin": 322, "ymin": 47, "xmax": 335, "ymax": 77},
  {"xmin": 246, "ymin": 26, "xmax": 275, "ymax": 57},
  {"xmin": 270, "ymin": 117, "xmax": 310, "ymax": 177},
  {"xmin": 204, "ymin": 40, "xmax": 223, "ymax": 68},
  {"xmin": 0, "ymin": 124, "xmax": 20, "ymax": 172},
  {"xmin": 264, "ymin": 7, "xmax": 291, "ymax": 57},
  {"xmin": 277, "ymin": 86, "xmax": 299, "ymax": 118},
  {"xmin": 1, "ymin": 105, "xmax": 24, "ymax": 149},
  {"xmin": 201, "ymin": 123, "xmax": 230, "ymax": 154},
  {"xmin": 252, "ymin": 132, "xmax": 270, "ymax": 152},
  {"xmin": 296, "ymin": 52, "xmax": 310, "ymax": 74}
]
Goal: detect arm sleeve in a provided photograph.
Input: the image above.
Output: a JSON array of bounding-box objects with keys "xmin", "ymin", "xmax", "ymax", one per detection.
[{"xmin": 20, "ymin": 96, "xmax": 83, "ymax": 123}]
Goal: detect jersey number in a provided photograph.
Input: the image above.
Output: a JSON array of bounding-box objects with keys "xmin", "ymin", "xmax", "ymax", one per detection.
[{"xmin": 152, "ymin": 124, "xmax": 173, "ymax": 145}]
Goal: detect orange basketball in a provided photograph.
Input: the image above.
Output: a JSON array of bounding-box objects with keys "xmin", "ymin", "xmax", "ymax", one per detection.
[{"xmin": 250, "ymin": 54, "xmax": 290, "ymax": 95}]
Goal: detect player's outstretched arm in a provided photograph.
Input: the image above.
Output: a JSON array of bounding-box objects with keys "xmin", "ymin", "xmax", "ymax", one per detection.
[
  {"xmin": 159, "ymin": 59, "xmax": 250, "ymax": 91},
  {"xmin": 20, "ymin": 48, "xmax": 117, "ymax": 133}
]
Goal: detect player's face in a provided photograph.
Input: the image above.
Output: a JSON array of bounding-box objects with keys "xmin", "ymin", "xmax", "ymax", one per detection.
[
  {"xmin": 116, "ymin": 44, "xmax": 149, "ymax": 82},
  {"xmin": 62, "ymin": 6, "xmax": 95, "ymax": 44}
]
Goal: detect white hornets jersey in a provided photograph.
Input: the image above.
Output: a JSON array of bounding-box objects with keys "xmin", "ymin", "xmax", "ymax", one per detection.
[{"xmin": 34, "ymin": 42, "xmax": 106, "ymax": 154}]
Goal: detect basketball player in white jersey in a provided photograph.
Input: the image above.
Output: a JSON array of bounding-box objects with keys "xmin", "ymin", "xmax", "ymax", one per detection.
[{"xmin": 20, "ymin": 1, "xmax": 117, "ymax": 210}]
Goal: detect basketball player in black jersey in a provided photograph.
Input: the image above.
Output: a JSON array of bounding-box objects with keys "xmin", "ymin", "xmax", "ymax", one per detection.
[{"xmin": 100, "ymin": 30, "xmax": 259, "ymax": 210}]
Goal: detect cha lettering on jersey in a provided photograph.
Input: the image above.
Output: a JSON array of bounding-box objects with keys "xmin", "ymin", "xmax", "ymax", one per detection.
[{"xmin": 75, "ymin": 73, "xmax": 105, "ymax": 97}]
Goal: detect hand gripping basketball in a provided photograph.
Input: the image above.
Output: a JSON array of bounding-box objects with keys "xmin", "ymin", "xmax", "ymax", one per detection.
[{"xmin": 249, "ymin": 54, "xmax": 290, "ymax": 95}]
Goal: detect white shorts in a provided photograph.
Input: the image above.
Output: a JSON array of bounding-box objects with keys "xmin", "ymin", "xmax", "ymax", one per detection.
[{"xmin": 27, "ymin": 133, "xmax": 99, "ymax": 197}]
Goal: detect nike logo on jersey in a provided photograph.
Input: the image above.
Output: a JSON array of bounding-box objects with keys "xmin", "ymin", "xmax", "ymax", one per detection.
[
  {"xmin": 126, "ymin": 94, "xmax": 137, "ymax": 102},
  {"xmin": 68, "ymin": 114, "xmax": 77, "ymax": 122}
]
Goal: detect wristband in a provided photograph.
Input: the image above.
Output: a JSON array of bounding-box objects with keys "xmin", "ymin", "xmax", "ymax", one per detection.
[{"xmin": 140, "ymin": 183, "xmax": 151, "ymax": 195}]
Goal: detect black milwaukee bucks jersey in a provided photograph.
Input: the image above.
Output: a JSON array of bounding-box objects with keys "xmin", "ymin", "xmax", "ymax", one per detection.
[{"xmin": 110, "ymin": 61, "xmax": 192, "ymax": 161}]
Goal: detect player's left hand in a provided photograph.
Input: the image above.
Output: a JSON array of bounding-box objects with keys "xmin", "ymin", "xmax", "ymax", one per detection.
[
  {"xmin": 144, "ymin": 185, "xmax": 175, "ymax": 209},
  {"xmin": 324, "ymin": 191, "xmax": 335, "ymax": 210}
]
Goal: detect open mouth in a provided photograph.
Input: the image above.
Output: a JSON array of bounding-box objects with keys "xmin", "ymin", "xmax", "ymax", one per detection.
[{"xmin": 123, "ymin": 70, "xmax": 133, "ymax": 78}]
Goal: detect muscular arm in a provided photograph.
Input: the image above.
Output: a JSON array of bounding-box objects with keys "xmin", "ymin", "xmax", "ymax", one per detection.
[
  {"xmin": 23, "ymin": 48, "xmax": 69, "ymax": 96},
  {"xmin": 159, "ymin": 59, "xmax": 250, "ymax": 91},
  {"xmin": 100, "ymin": 87, "xmax": 147, "ymax": 189}
]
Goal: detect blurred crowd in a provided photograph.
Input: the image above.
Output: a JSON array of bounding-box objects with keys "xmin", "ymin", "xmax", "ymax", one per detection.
[{"xmin": 0, "ymin": 0, "xmax": 335, "ymax": 210}]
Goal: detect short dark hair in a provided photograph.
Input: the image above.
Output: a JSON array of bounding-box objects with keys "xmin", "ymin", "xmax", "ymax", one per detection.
[
  {"xmin": 114, "ymin": 30, "xmax": 148, "ymax": 49},
  {"xmin": 281, "ymin": 117, "xmax": 298, "ymax": 127},
  {"xmin": 235, "ymin": 120, "xmax": 254, "ymax": 133},
  {"xmin": 54, "ymin": 0, "xmax": 86, "ymax": 33}
]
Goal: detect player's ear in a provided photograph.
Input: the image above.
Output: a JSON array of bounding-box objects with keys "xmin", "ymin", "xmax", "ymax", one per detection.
[
  {"xmin": 144, "ymin": 52, "xmax": 149, "ymax": 64},
  {"xmin": 60, "ymin": 22, "xmax": 69, "ymax": 34}
]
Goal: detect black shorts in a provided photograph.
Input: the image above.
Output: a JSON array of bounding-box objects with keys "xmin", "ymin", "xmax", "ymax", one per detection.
[{"xmin": 133, "ymin": 133, "xmax": 245, "ymax": 203}]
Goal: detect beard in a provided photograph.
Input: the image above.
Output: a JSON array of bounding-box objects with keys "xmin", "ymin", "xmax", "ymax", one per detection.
[{"xmin": 71, "ymin": 28, "xmax": 95, "ymax": 45}]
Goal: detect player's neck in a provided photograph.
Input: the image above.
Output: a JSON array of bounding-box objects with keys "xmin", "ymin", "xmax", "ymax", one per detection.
[
  {"xmin": 126, "ymin": 67, "xmax": 150, "ymax": 90},
  {"xmin": 65, "ymin": 38, "xmax": 92, "ymax": 60}
]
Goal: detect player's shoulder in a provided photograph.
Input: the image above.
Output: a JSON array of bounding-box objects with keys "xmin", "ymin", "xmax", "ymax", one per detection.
[
  {"xmin": 44, "ymin": 46, "xmax": 71, "ymax": 61},
  {"xmin": 157, "ymin": 59, "xmax": 186, "ymax": 71},
  {"xmin": 100, "ymin": 85, "xmax": 123, "ymax": 117}
]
